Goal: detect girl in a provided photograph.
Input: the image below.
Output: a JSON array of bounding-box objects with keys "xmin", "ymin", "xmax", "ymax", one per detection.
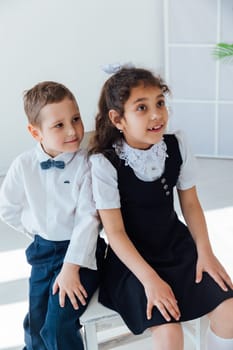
[{"xmin": 89, "ymin": 67, "xmax": 233, "ymax": 350}]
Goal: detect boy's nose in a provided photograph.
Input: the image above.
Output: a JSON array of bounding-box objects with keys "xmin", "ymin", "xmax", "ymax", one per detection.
[{"xmin": 67, "ymin": 125, "xmax": 76, "ymax": 135}]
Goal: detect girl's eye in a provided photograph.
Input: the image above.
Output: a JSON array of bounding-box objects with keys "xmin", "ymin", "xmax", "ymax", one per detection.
[
  {"xmin": 157, "ymin": 100, "xmax": 165, "ymax": 108},
  {"xmin": 137, "ymin": 104, "xmax": 147, "ymax": 111},
  {"xmin": 54, "ymin": 123, "xmax": 63, "ymax": 128}
]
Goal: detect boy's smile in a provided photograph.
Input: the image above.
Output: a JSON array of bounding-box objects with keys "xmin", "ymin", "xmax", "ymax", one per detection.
[{"xmin": 28, "ymin": 97, "xmax": 84, "ymax": 157}]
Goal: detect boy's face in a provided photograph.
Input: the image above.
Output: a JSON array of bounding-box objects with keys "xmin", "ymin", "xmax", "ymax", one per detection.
[{"xmin": 28, "ymin": 97, "xmax": 84, "ymax": 157}]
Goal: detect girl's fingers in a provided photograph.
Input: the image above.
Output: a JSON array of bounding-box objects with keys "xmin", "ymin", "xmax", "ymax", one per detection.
[
  {"xmin": 163, "ymin": 299, "xmax": 180, "ymax": 321},
  {"xmin": 146, "ymin": 301, "xmax": 153, "ymax": 320},
  {"xmin": 147, "ymin": 298, "xmax": 180, "ymax": 322},
  {"xmin": 155, "ymin": 301, "xmax": 171, "ymax": 322},
  {"xmin": 212, "ymin": 272, "xmax": 230, "ymax": 292},
  {"xmin": 219, "ymin": 270, "xmax": 233, "ymax": 289},
  {"xmin": 195, "ymin": 265, "xmax": 203, "ymax": 283}
]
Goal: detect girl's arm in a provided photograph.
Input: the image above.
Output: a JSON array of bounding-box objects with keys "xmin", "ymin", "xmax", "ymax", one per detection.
[
  {"xmin": 99, "ymin": 208, "xmax": 180, "ymax": 322},
  {"xmin": 177, "ymin": 186, "xmax": 233, "ymax": 290}
]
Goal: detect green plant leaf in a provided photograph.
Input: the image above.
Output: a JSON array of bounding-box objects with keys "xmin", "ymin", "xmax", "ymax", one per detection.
[{"xmin": 213, "ymin": 43, "xmax": 233, "ymax": 63}]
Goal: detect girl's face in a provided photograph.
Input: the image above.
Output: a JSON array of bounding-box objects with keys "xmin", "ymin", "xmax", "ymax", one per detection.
[
  {"xmin": 28, "ymin": 97, "xmax": 84, "ymax": 157},
  {"xmin": 112, "ymin": 84, "xmax": 168, "ymax": 149}
]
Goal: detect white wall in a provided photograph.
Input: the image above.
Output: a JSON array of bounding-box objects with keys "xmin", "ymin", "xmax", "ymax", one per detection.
[{"xmin": 0, "ymin": 0, "xmax": 164, "ymax": 174}]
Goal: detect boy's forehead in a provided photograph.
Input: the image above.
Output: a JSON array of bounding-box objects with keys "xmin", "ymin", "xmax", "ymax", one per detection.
[{"xmin": 40, "ymin": 98, "xmax": 79, "ymax": 119}]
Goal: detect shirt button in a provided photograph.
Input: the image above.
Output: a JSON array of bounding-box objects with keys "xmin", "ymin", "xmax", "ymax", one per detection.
[
  {"xmin": 163, "ymin": 184, "xmax": 168, "ymax": 190},
  {"xmin": 165, "ymin": 191, "xmax": 170, "ymax": 196},
  {"xmin": 161, "ymin": 178, "xmax": 166, "ymax": 184}
]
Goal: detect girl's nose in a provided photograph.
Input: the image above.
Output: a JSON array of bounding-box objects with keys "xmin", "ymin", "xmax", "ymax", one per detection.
[{"xmin": 151, "ymin": 112, "xmax": 159, "ymax": 120}]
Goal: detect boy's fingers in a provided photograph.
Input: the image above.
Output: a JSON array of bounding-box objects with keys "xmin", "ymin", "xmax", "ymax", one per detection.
[
  {"xmin": 75, "ymin": 290, "xmax": 86, "ymax": 306},
  {"xmin": 78, "ymin": 284, "xmax": 88, "ymax": 299},
  {"xmin": 59, "ymin": 290, "xmax": 66, "ymax": 308},
  {"xmin": 68, "ymin": 293, "xmax": 79, "ymax": 310},
  {"xmin": 52, "ymin": 281, "xmax": 58, "ymax": 295}
]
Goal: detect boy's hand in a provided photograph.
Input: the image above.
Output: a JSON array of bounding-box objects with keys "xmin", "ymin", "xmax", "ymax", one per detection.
[
  {"xmin": 52, "ymin": 262, "xmax": 88, "ymax": 309},
  {"xmin": 144, "ymin": 274, "xmax": 180, "ymax": 322},
  {"xmin": 195, "ymin": 251, "xmax": 233, "ymax": 291}
]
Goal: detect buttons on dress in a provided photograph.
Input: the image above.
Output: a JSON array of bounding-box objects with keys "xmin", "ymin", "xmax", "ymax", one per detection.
[{"xmin": 161, "ymin": 177, "xmax": 170, "ymax": 196}]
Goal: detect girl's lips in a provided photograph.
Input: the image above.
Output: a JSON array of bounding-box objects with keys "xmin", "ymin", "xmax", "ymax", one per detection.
[{"xmin": 147, "ymin": 125, "xmax": 163, "ymax": 132}]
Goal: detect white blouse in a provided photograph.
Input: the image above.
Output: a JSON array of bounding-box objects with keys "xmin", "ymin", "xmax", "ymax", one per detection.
[{"xmin": 90, "ymin": 130, "xmax": 197, "ymax": 210}]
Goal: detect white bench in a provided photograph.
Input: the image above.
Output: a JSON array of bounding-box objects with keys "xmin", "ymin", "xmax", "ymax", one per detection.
[{"xmin": 80, "ymin": 290, "xmax": 203, "ymax": 350}]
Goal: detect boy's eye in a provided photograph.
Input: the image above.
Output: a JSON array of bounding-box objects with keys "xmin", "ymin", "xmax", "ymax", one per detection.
[
  {"xmin": 137, "ymin": 104, "xmax": 147, "ymax": 111},
  {"xmin": 73, "ymin": 116, "xmax": 80, "ymax": 123}
]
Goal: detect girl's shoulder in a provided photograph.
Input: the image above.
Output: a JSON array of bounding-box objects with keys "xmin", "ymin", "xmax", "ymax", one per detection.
[
  {"xmin": 165, "ymin": 129, "xmax": 188, "ymax": 146},
  {"xmin": 90, "ymin": 151, "xmax": 116, "ymax": 169}
]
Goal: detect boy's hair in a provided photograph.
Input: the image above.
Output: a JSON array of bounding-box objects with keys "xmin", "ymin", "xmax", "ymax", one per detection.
[
  {"xmin": 89, "ymin": 67, "xmax": 170, "ymax": 154},
  {"xmin": 23, "ymin": 81, "xmax": 77, "ymax": 126}
]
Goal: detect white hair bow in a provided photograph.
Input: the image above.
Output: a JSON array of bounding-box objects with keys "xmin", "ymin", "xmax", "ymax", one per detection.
[{"xmin": 101, "ymin": 62, "xmax": 134, "ymax": 74}]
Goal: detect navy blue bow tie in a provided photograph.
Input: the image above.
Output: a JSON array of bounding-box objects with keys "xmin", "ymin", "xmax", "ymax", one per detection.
[{"xmin": 40, "ymin": 159, "xmax": 65, "ymax": 170}]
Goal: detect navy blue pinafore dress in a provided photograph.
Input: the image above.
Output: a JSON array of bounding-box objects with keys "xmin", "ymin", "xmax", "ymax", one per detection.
[{"xmin": 99, "ymin": 134, "xmax": 233, "ymax": 334}]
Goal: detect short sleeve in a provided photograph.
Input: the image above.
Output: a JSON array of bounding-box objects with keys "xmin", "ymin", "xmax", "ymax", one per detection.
[
  {"xmin": 90, "ymin": 154, "xmax": 121, "ymax": 209},
  {"xmin": 175, "ymin": 130, "xmax": 197, "ymax": 190}
]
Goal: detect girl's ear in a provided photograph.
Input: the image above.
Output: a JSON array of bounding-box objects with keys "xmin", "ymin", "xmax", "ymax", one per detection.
[
  {"xmin": 109, "ymin": 109, "xmax": 123, "ymax": 131},
  {"xmin": 28, "ymin": 124, "xmax": 42, "ymax": 142}
]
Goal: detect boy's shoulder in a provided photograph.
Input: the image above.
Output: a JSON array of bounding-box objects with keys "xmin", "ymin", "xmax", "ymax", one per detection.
[
  {"xmin": 71, "ymin": 148, "xmax": 90, "ymax": 169},
  {"xmin": 11, "ymin": 146, "xmax": 37, "ymax": 167}
]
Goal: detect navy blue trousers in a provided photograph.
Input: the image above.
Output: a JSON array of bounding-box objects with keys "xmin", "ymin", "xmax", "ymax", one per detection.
[{"xmin": 23, "ymin": 235, "xmax": 105, "ymax": 350}]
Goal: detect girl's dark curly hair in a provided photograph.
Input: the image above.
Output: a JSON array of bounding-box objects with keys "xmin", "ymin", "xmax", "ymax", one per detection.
[{"xmin": 89, "ymin": 67, "xmax": 170, "ymax": 155}]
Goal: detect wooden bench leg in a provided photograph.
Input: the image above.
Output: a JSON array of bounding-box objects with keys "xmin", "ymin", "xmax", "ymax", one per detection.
[{"xmin": 82, "ymin": 323, "xmax": 99, "ymax": 350}]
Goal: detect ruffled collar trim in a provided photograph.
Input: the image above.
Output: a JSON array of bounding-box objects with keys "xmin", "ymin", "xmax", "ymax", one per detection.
[{"xmin": 113, "ymin": 139, "xmax": 168, "ymax": 181}]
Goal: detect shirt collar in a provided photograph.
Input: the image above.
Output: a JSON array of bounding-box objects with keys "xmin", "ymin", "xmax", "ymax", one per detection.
[{"xmin": 35, "ymin": 143, "xmax": 78, "ymax": 165}]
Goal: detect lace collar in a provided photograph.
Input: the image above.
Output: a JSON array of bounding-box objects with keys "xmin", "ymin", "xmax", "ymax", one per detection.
[{"xmin": 113, "ymin": 139, "xmax": 168, "ymax": 181}]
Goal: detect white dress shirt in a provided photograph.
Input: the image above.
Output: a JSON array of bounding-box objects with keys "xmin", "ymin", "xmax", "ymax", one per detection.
[
  {"xmin": 0, "ymin": 143, "xmax": 99, "ymax": 269},
  {"xmin": 90, "ymin": 130, "xmax": 197, "ymax": 210}
]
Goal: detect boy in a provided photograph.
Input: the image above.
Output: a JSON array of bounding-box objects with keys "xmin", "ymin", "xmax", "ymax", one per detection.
[{"xmin": 0, "ymin": 81, "xmax": 104, "ymax": 350}]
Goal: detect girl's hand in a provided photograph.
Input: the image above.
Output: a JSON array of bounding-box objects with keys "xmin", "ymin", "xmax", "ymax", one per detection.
[
  {"xmin": 52, "ymin": 262, "xmax": 88, "ymax": 309},
  {"xmin": 144, "ymin": 275, "xmax": 181, "ymax": 322},
  {"xmin": 196, "ymin": 251, "xmax": 233, "ymax": 291}
]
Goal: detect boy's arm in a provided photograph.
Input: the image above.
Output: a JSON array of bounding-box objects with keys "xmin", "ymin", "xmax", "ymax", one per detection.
[
  {"xmin": 64, "ymin": 168, "xmax": 100, "ymax": 269},
  {"xmin": 177, "ymin": 186, "xmax": 233, "ymax": 290},
  {"xmin": 0, "ymin": 159, "xmax": 25, "ymax": 233},
  {"xmin": 54, "ymin": 163, "xmax": 100, "ymax": 308}
]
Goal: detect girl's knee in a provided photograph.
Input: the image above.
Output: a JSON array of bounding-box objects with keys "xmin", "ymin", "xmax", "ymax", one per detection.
[
  {"xmin": 150, "ymin": 323, "xmax": 183, "ymax": 350},
  {"xmin": 208, "ymin": 298, "xmax": 233, "ymax": 337}
]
